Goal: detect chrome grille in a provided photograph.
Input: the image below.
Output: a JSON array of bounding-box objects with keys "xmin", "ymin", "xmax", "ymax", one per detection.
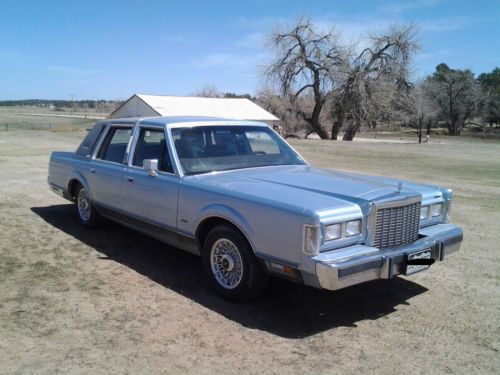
[{"xmin": 373, "ymin": 201, "xmax": 420, "ymax": 249}]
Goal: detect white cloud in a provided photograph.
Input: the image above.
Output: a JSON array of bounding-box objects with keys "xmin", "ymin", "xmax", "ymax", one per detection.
[
  {"xmin": 190, "ymin": 52, "xmax": 269, "ymax": 69},
  {"xmin": 191, "ymin": 53, "xmax": 239, "ymax": 68}
]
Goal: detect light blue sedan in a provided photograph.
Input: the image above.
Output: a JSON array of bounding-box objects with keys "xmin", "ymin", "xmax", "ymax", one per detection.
[{"xmin": 48, "ymin": 117, "xmax": 463, "ymax": 301}]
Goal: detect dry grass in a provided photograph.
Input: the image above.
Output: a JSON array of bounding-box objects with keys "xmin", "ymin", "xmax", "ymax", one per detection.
[
  {"xmin": 0, "ymin": 128, "xmax": 499, "ymax": 374},
  {"xmin": 0, "ymin": 107, "xmax": 96, "ymax": 131}
]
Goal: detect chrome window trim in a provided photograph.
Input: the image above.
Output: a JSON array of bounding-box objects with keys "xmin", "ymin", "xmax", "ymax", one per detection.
[
  {"xmin": 167, "ymin": 120, "xmax": 269, "ymax": 129},
  {"xmin": 166, "ymin": 126, "xmax": 185, "ymax": 177},
  {"xmin": 91, "ymin": 125, "xmax": 111, "ymax": 160},
  {"xmin": 126, "ymin": 123, "xmax": 179, "ymax": 176}
]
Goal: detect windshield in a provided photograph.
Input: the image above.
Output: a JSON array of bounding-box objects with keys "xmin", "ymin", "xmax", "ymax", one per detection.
[{"xmin": 171, "ymin": 125, "xmax": 306, "ymax": 175}]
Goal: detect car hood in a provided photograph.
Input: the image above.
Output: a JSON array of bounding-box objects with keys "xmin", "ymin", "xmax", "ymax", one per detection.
[{"xmin": 191, "ymin": 165, "xmax": 443, "ymax": 214}]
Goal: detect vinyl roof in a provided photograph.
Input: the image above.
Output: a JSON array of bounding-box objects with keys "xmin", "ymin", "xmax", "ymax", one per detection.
[
  {"xmin": 103, "ymin": 116, "xmax": 269, "ymax": 126},
  {"xmin": 129, "ymin": 94, "xmax": 279, "ymax": 121}
]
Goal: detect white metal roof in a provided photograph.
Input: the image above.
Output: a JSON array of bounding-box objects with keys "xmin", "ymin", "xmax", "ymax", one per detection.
[{"xmin": 113, "ymin": 94, "xmax": 279, "ymax": 121}]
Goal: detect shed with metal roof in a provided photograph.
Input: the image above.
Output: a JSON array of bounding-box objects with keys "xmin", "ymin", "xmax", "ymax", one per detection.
[{"xmin": 110, "ymin": 94, "xmax": 279, "ymax": 122}]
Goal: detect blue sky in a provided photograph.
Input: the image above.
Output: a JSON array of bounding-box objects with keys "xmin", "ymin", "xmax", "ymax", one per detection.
[{"xmin": 0, "ymin": 0, "xmax": 498, "ymax": 100}]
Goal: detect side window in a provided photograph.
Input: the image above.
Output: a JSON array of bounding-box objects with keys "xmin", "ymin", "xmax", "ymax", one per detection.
[
  {"xmin": 96, "ymin": 127, "xmax": 132, "ymax": 164},
  {"xmin": 132, "ymin": 128, "xmax": 173, "ymax": 173}
]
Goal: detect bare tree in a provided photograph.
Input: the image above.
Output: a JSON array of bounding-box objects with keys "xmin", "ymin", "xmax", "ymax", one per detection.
[
  {"xmin": 257, "ymin": 88, "xmax": 309, "ymax": 136},
  {"xmin": 266, "ymin": 20, "xmax": 418, "ymax": 141},
  {"xmin": 265, "ymin": 19, "xmax": 346, "ymax": 139},
  {"xmin": 335, "ymin": 24, "xmax": 419, "ymax": 140},
  {"xmin": 396, "ymin": 80, "xmax": 439, "ymax": 143},
  {"xmin": 194, "ymin": 84, "xmax": 221, "ymax": 98}
]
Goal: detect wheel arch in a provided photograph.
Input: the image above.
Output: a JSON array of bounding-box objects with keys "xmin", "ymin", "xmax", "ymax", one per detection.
[
  {"xmin": 67, "ymin": 171, "xmax": 91, "ymax": 200},
  {"xmin": 195, "ymin": 216, "xmax": 257, "ymax": 255},
  {"xmin": 67, "ymin": 178, "xmax": 82, "ymax": 200}
]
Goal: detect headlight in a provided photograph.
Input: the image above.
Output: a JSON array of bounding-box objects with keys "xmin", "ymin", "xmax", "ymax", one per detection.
[
  {"xmin": 323, "ymin": 219, "xmax": 363, "ymax": 243},
  {"xmin": 345, "ymin": 219, "xmax": 361, "ymax": 237},
  {"xmin": 430, "ymin": 203, "xmax": 443, "ymax": 217},
  {"xmin": 421, "ymin": 203, "xmax": 443, "ymax": 221},
  {"xmin": 303, "ymin": 225, "xmax": 320, "ymax": 254},
  {"xmin": 420, "ymin": 205, "xmax": 430, "ymax": 220},
  {"xmin": 324, "ymin": 223, "xmax": 341, "ymax": 241}
]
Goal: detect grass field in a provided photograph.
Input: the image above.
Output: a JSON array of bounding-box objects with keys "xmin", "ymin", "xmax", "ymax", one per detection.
[
  {"xmin": 0, "ymin": 107, "xmax": 99, "ymax": 131},
  {"xmin": 0, "ymin": 126, "xmax": 499, "ymax": 374}
]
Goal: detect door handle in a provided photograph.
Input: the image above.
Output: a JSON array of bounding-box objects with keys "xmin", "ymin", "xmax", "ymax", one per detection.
[
  {"xmin": 90, "ymin": 168, "xmax": 96, "ymax": 174},
  {"xmin": 126, "ymin": 176, "xmax": 134, "ymax": 182}
]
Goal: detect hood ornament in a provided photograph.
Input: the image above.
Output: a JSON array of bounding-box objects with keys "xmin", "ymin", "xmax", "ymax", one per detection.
[{"xmin": 397, "ymin": 182, "xmax": 403, "ymax": 193}]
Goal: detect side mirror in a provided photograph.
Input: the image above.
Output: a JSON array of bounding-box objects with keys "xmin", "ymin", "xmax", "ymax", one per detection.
[{"xmin": 143, "ymin": 159, "xmax": 159, "ymax": 177}]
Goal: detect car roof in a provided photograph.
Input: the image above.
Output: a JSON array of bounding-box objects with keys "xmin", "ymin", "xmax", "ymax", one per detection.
[{"xmin": 104, "ymin": 116, "xmax": 269, "ymax": 128}]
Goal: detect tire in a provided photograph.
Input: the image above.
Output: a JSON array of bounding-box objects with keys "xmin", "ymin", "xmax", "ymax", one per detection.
[
  {"xmin": 202, "ymin": 225, "xmax": 268, "ymax": 301},
  {"xmin": 74, "ymin": 184, "xmax": 101, "ymax": 228}
]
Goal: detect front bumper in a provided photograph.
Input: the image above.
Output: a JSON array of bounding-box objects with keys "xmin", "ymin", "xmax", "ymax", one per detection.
[{"xmin": 312, "ymin": 223, "xmax": 463, "ymax": 291}]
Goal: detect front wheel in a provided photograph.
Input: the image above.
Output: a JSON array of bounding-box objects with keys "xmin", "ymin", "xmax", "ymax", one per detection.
[
  {"xmin": 74, "ymin": 184, "xmax": 101, "ymax": 228},
  {"xmin": 202, "ymin": 225, "xmax": 268, "ymax": 301}
]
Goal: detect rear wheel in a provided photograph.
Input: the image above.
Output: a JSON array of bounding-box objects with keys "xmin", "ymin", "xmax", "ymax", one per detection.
[
  {"xmin": 74, "ymin": 184, "xmax": 100, "ymax": 228},
  {"xmin": 202, "ymin": 225, "xmax": 268, "ymax": 301}
]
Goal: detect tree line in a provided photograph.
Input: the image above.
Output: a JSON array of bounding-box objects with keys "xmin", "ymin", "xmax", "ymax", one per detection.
[
  {"xmin": 0, "ymin": 99, "xmax": 122, "ymax": 113},
  {"xmin": 259, "ymin": 19, "xmax": 499, "ymax": 141}
]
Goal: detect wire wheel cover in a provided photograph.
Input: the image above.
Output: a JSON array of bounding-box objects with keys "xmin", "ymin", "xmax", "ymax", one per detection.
[
  {"xmin": 77, "ymin": 188, "xmax": 91, "ymax": 221},
  {"xmin": 210, "ymin": 238, "xmax": 244, "ymax": 289}
]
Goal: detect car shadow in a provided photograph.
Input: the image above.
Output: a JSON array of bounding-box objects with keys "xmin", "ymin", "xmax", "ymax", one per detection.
[{"xmin": 31, "ymin": 204, "xmax": 428, "ymax": 339}]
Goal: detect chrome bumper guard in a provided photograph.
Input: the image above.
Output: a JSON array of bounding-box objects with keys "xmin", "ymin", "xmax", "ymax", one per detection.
[{"xmin": 314, "ymin": 223, "xmax": 463, "ymax": 291}]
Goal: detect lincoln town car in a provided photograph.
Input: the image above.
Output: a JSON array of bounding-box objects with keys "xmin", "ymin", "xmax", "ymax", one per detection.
[{"xmin": 48, "ymin": 117, "xmax": 463, "ymax": 300}]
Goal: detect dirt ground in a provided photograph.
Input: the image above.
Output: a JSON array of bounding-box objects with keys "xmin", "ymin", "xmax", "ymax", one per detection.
[{"xmin": 0, "ymin": 130, "xmax": 499, "ymax": 374}]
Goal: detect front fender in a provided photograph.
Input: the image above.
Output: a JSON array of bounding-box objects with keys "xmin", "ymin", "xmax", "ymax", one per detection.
[{"xmin": 194, "ymin": 204, "xmax": 255, "ymax": 244}]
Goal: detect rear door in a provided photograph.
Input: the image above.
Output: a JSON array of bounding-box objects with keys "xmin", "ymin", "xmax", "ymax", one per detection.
[
  {"xmin": 121, "ymin": 125, "xmax": 180, "ymax": 230},
  {"xmin": 87, "ymin": 125, "xmax": 132, "ymax": 209}
]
